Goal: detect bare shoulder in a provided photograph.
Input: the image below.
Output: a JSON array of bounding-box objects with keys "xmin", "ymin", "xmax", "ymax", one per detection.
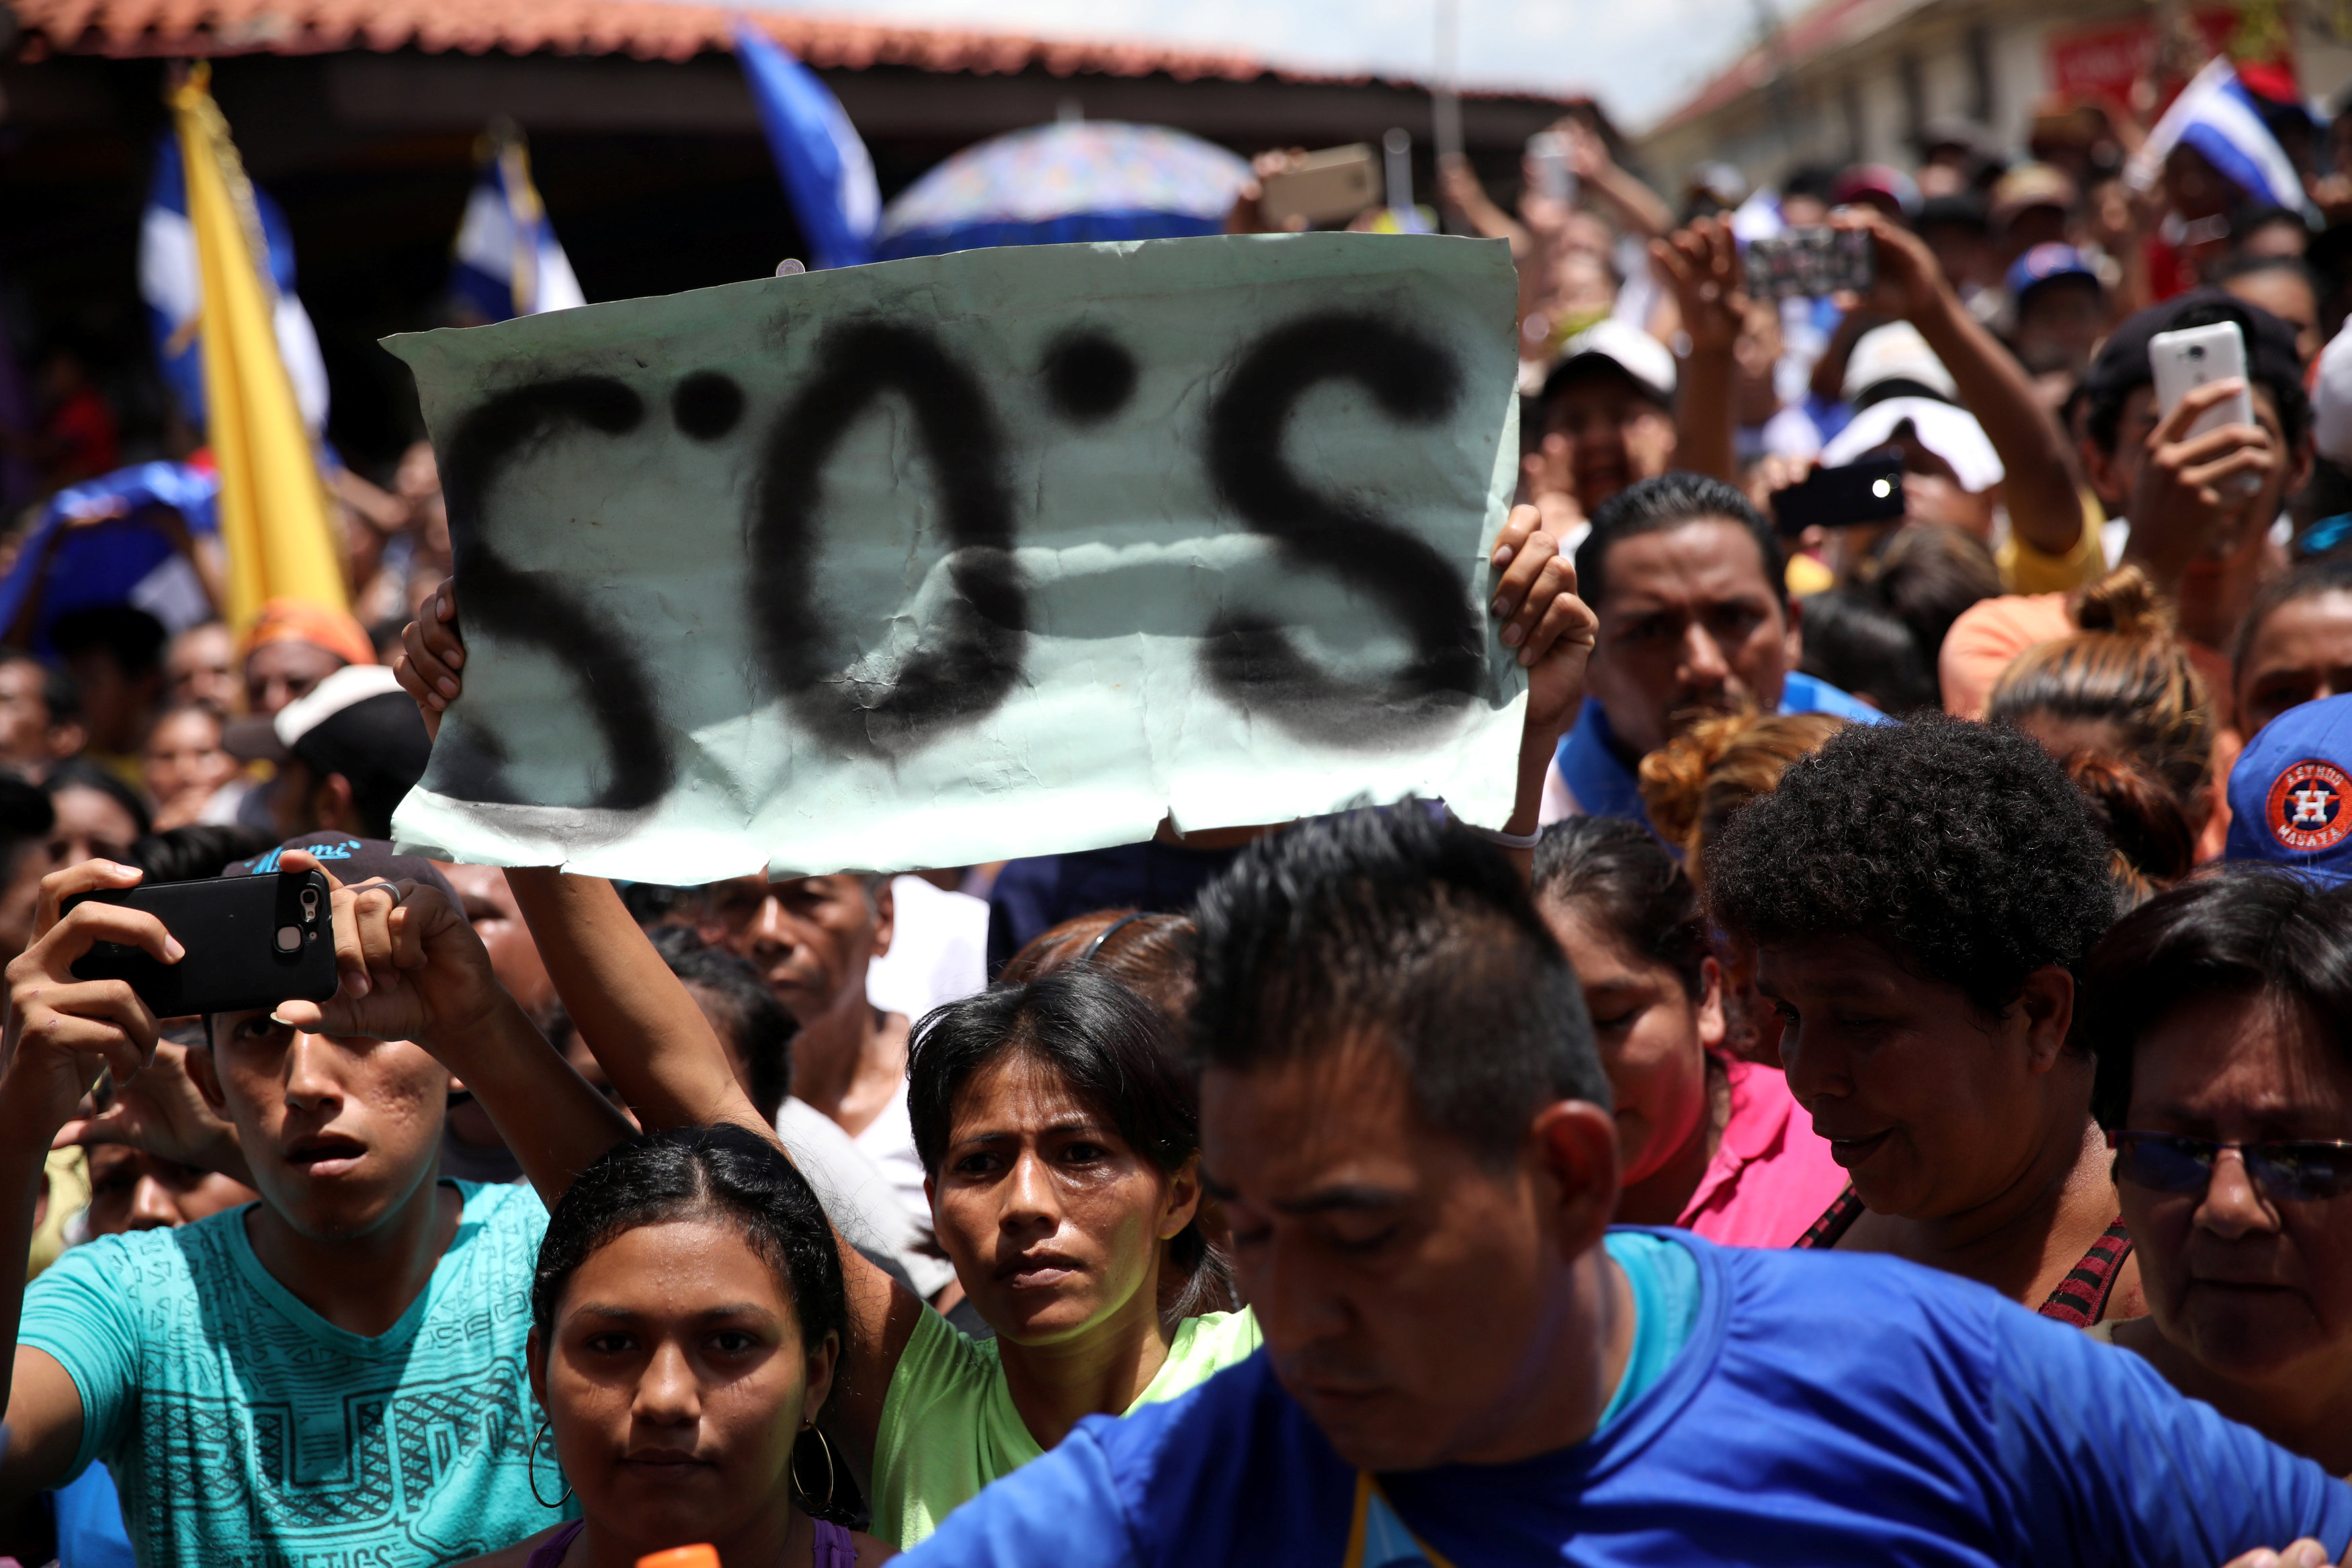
[
  {"xmin": 453, "ymin": 1525, "xmax": 562, "ymax": 1568},
  {"xmin": 853, "ymin": 1528, "xmax": 899, "ymax": 1565}
]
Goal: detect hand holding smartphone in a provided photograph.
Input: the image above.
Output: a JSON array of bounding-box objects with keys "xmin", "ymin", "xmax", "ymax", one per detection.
[
  {"xmin": 2148, "ymin": 321, "xmax": 2263, "ymax": 502},
  {"xmin": 1769, "ymin": 455, "xmax": 1907, "ymax": 535},
  {"xmin": 67, "ymin": 869, "xmax": 339, "ymax": 1017}
]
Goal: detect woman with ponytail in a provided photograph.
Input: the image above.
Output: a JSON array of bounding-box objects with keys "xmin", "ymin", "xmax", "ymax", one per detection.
[{"xmin": 1988, "ymin": 566, "xmax": 2222, "ymax": 865}]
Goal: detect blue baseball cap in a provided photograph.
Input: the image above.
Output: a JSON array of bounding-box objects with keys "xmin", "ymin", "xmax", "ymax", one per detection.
[
  {"xmin": 2007, "ymin": 243, "xmax": 2100, "ymax": 304},
  {"xmin": 2226, "ymin": 693, "xmax": 2352, "ymax": 885}
]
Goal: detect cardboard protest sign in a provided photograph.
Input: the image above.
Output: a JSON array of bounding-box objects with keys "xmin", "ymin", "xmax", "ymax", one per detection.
[{"xmin": 385, "ymin": 232, "xmax": 1529, "ymax": 881}]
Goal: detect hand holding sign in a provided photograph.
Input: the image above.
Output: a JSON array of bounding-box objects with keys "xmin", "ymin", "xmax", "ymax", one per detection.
[{"xmin": 384, "ymin": 233, "xmax": 1534, "ymax": 879}]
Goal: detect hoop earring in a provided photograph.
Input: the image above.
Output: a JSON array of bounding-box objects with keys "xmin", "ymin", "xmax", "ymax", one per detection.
[
  {"xmin": 790, "ymin": 1426, "xmax": 838, "ymax": 1514},
  {"xmin": 528, "ymin": 1418, "xmax": 573, "ymax": 1509}
]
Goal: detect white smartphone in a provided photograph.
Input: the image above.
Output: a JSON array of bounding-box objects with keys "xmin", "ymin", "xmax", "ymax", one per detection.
[{"xmin": 2149, "ymin": 321, "xmax": 2261, "ymax": 500}]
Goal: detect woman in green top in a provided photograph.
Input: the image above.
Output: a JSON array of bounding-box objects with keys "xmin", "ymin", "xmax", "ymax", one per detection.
[{"xmin": 476, "ymin": 869, "xmax": 1260, "ymax": 1551}]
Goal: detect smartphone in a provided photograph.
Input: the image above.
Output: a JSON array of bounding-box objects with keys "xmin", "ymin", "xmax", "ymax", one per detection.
[
  {"xmin": 1259, "ymin": 144, "xmax": 1382, "ymax": 228},
  {"xmin": 1742, "ymin": 226, "xmax": 1874, "ymax": 301},
  {"xmin": 1525, "ymin": 131, "xmax": 1576, "ymax": 206},
  {"xmin": 2149, "ymin": 320, "xmax": 2261, "ymax": 500},
  {"xmin": 1770, "ymin": 455, "xmax": 1906, "ymax": 535},
  {"xmin": 66, "ymin": 869, "xmax": 338, "ymax": 1017}
]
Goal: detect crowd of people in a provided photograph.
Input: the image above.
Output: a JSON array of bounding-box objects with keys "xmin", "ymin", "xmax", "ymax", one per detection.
[{"xmin": 5, "ymin": 44, "xmax": 2352, "ymax": 1568}]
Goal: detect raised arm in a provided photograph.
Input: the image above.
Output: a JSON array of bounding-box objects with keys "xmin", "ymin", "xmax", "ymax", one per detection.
[
  {"xmin": 1835, "ymin": 210, "xmax": 2085, "ymax": 558},
  {"xmin": 503, "ymin": 869, "xmax": 919, "ymax": 1479},
  {"xmin": 271, "ymin": 848, "xmax": 634, "ymax": 1208},
  {"xmin": 1488, "ymin": 503, "xmax": 1597, "ymax": 877},
  {"xmin": 1652, "ymin": 216, "xmax": 1744, "ymax": 486},
  {"xmin": 0, "ymin": 861, "xmax": 177, "ymax": 1506},
  {"xmin": 394, "ymin": 587, "xmax": 918, "ymax": 1475}
]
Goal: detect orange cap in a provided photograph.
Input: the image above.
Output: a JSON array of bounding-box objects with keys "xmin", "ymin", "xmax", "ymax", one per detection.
[
  {"xmin": 636, "ymin": 1548, "xmax": 719, "ymax": 1568},
  {"xmin": 243, "ymin": 597, "xmax": 376, "ymax": 669}
]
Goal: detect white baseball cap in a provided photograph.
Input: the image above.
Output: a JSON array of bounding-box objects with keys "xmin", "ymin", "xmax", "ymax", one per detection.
[
  {"xmin": 1842, "ymin": 322, "xmax": 1960, "ymax": 405},
  {"xmin": 1820, "ymin": 396, "xmax": 2006, "ymax": 494},
  {"xmin": 1544, "ymin": 318, "xmax": 1678, "ymax": 405}
]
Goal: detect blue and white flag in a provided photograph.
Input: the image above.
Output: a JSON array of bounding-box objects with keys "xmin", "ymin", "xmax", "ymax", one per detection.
[
  {"xmin": 139, "ymin": 136, "xmax": 331, "ymax": 435},
  {"xmin": 450, "ymin": 127, "xmax": 586, "ymax": 323},
  {"xmin": 2131, "ymin": 57, "xmax": 2316, "ymax": 220},
  {"xmin": 732, "ymin": 18, "xmax": 879, "ymax": 270}
]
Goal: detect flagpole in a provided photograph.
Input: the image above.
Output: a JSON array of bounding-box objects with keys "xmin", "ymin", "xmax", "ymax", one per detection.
[{"xmin": 165, "ymin": 61, "xmax": 348, "ymax": 631}]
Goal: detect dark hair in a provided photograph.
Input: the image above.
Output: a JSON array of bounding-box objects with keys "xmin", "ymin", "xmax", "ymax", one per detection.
[
  {"xmin": 1708, "ymin": 715, "xmax": 2119, "ymax": 1016},
  {"xmin": 1191, "ymin": 804, "xmax": 1609, "ymax": 1170},
  {"xmin": 1000, "ymin": 910, "xmax": 1200, "ymax": 1022},
  {"xmin": 2061, "ymin": 752, "xmax": 2197, "ymax": 908},
  {"xmin": 50, "ymin": 605, "xmax": 167, "ymax": 679},
  {"xmin": 0, "ymin": 773, "xmax": 54, "ymax": 879},
  {"xmin": 1575, "ymin": 472, "xmax": 1788, "ymax": 613},
  {"xmin": 124, "ymin": 823, "xmax": 276, "ymax": 885},
  {"xmin": 2233, "ymin": 554, "xmax": 2352, "ymax": 685},
  {"xmin": 530, "ymin": 1124, "xmax": 847, "ymax": 1399},
  {"xmin": 1783, "ymin": 163, "xmax": 1839, "ymax": 204},
  {"xmin": 1868, "ymin": 522, "xmax": 2001, "ymax": 661},
  {"xmin": 1988, "ymin": 567, "xmax": 2214, "ymax": 816},
  {"xmin": 1531, "ymin": 816, "xmax": 1708, "ymax": 998},
  {"xmin": 1796, "ymin": 589, "xmax": 1936, "ymax": 715},
  {"xmin": 907, "ymin": 967, "xmax": 1228, "ymax": 1322},
  {"xmin": 2085, "ymin": 295, "xmax": 2310, "ymax": 455},
  {"xmin": 648, "ymin": 925, "xmax": 796, "ymax": 1119},
  {"xmin": 0, "ymin": 651, "xmax": 81, "ymax": 728},
  {"xmin": 2080, "ymin": 867, "xmax": 2352, "ymax": 1129},
  {"xmin": 43, "ymin": 757, "xmax": 153, "ymax": 842},
  {"xmin": 2221, "ymin": 252, "xmax": 2320, "ymax": 302}
]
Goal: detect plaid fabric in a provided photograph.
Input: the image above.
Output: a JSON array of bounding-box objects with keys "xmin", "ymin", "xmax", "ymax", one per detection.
[
  {"xmin": 2038, "ymin": 1219, "xmax": 2135, "ymax": 1327},
  {"xmin": 1794, "ymin": 1190, "xmax": 2134, "ymax": 1327},
  {"xmin": 1793, "ymin": 1188, "xmax": 1864, "ymax": 1250}
]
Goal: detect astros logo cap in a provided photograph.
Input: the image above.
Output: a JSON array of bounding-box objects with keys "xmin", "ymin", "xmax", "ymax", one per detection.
[{"xmin": 2227, "ymin": 692, "xmax": 2352, "ymax": 885}]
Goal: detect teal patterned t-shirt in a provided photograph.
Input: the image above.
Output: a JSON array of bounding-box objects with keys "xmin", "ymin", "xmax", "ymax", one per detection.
[{"xmin": 20, "ymin": 1180, "xmax": 566, "ymax": 1568}]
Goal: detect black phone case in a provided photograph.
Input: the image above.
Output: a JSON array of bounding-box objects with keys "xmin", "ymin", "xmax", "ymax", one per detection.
[
  {"xmin": 1771, "ymin": 455, "xmax": 1907, "ymax": 535},
  {"xmin": 66, "ymin": 869, "xmax": 339, "ymax": 1016}
]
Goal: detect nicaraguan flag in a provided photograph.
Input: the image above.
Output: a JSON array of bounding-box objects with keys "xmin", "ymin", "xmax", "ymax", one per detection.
[
  {"xmin": 733, "ymin": 18, "xmax": 879, "ymax": 270},
  {"xmin": 2130, "ymin": 58, "xmax": 2316, "ymax": 220},
  {"xmin": 140, "ymin": 136, "xmax": 331, "ymax": 435},
  {"xmin": 450, "ymin": 125, "xmax": 586, "ymax": 322}
]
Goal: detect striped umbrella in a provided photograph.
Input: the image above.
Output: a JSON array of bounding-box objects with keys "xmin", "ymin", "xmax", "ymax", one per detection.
[{"xmin": 878, "ymin": 120, "xmax": 1251, "ymax": 261}]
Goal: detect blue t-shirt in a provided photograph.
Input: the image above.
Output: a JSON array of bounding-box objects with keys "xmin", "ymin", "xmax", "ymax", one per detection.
[
  {"xmin": 898, "ymin": 1230, "xmax": 2352, "ymax": 1567},
  {"xmin": 19, "ymin": 1180, "xmax": 561, "ymax": 1568},
  {"xmin": 51, "ymin": 1463, "xmax": 136, "ymax": 1568},
  {"xmin": 1554, "ymin": 673, "xmax": 1886, "ymax": 834}
]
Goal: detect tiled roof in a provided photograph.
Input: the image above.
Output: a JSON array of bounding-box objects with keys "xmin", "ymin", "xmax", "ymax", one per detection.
[
  {"xmin": 12, "ymin": 0, "xmax": 1321, "ymax": 79},
  {"xmin": 1646, "ymin": 0, "xmax": 1933, "ymax": 134}
]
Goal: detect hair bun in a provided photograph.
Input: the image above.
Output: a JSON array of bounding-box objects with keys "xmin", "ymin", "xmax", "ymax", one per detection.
[
  {"xmin": 2063, "ymin": 750, "xmax": 2196, "ymax": 891},
  {"xmin": 2075, "ymin": 566, "xmax": 2173, "ymax": 640},
  {"xmin": 1638, "ymin": 711, "xmax": 1752, "ymax": 852}
]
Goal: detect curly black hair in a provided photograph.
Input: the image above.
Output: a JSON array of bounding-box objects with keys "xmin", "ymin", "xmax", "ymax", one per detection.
[{"xmin": 1706, "ymin": 715, "xmax": 2118, "ymax": 1017}]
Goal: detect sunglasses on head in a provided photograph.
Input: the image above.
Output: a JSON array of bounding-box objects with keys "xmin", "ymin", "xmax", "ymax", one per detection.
[{"xmin": 2109, "ymin": 1131, "xmax": 2352, "ymax": 1205}]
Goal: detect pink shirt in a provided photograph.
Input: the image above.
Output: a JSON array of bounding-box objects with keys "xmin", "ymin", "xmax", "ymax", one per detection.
[{"xmin": 1676, "ymin": 1057, "xmax": 1850, "ymax": 1250}]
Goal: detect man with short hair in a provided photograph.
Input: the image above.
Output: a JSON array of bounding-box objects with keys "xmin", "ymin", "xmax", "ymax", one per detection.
[
  {"xmin": 896, "ymin": 806, "xmax": 2352, "ymax": 1566},
  {"xmin": 48, "ymin": 607, "xmax": 166, "ymax": 785},
  {"xmin": 0, "ymin": 654, "xmax": 83, "ymax": 783},
  {"xmin": 1944, "ymin": 292, "xmax": 2313, "ymax": 726},
  {"xmin": 1543, "ymin": 472, "xmax": 1877, "ymax": 831},
  {"xmin": 0, "ymin": 838, "xmax": 631, "ymax": 1568},
  {"xmin": 710, "ymin": 870, "xmax": 930, "ymax": 1231}
]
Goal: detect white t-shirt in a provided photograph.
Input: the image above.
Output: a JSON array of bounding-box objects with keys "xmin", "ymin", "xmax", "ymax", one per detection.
[
  {"xmin": 777, "ymin": 1094, "xmax": 953, "ymax": 1299},
  {"xmin": 866, "ymin": 875, "xmax": 989, "ymax": 1027},
  {"xmin": 851, "ymin": 1079, "xmax": 937, "ymax": 1248}
]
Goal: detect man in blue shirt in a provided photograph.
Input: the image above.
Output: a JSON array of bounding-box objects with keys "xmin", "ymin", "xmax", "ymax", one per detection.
[
  {"xmin": 1548, "ymin": 472, "xmax": 1878, "ymax": 832},
  {"xmin": 901, "ymin": 807, "xmax": 2352, "ymax": 1567}
]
